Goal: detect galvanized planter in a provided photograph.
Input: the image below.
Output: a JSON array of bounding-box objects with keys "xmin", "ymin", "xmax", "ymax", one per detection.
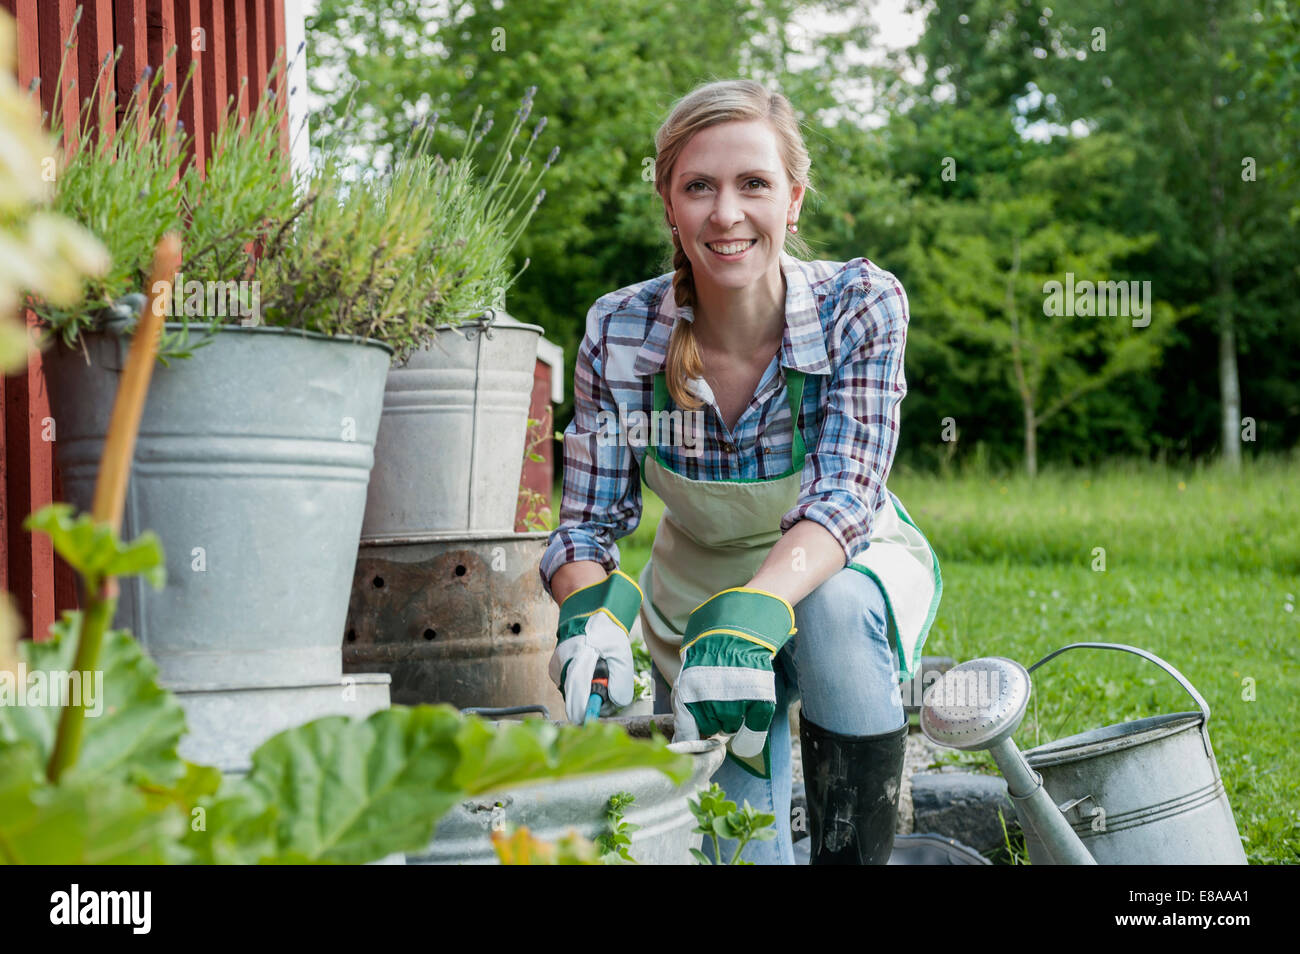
[
  {"xmin": 43, "ymin": 321, "xmax": 393, "ymax": 691},
  {"xmin": 176, "ymin": 673, "xmax": 393, "ymax": 775},
  {"xmin": 409, "ymin": 735, "xmax": 727, "ymax": 865},
  {"xmin": 344, "ymin": 530, "xmax": 564, "ymax": 714},
  {"xmin": 360, "ymin": 311, "xmax": 544, "ymax": 541}
]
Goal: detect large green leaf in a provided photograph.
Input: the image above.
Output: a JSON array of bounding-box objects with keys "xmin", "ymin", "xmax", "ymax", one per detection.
[
  {"xmin": 0, "ymin": 742, "xmax": 188, "ymax": 864},
  {"xmin": 189, "ymin": 705, "xmax": 693, "ymax": 864},
  {"xmin": 0, "ymin": 618, "xmax": 187, "ymax": 787},
  {"xmin": 453, "ymin": 715, "xmax": 692, "ymax": 794},
  {"xmin": 188, "ymin": 705, "xmax": 466, "ymax": 865},
  {"xmin": 23, "ymin": 504, "xmax": 165, "ymax": 590}
]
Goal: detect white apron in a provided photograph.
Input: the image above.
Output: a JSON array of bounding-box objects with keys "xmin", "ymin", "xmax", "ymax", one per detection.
[{"xmin": 636, "ymin": 367, "xmax": 942, "ymax": 696}]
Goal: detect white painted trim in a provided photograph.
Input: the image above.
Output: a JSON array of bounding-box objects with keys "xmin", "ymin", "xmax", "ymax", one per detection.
[
  {"xmin": 536, "ymin": 338, "xmax": 565, "ymax": 404},
  {"xmin": 283, "ymin": 0, "xmax": 311, "ymax": 182}
]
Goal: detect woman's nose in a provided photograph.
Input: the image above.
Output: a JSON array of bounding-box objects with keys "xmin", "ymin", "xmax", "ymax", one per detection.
[{"xmin": 710, "ymin": 191, "xmax": 744, "ymax": 227}]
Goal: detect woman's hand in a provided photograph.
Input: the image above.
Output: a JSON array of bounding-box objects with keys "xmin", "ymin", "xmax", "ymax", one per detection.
[
  {"xmin": 670, "ymin": 587, "xmax": 797, "ymax": 778},
  {"xmin": 549, "ymin": 569, "xmax": 643, "ymax": 724}
]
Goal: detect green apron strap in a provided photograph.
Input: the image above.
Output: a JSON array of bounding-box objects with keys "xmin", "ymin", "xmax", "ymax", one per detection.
[
  {"xmin": 785, "ymin": 369, "xmax": 806, "ymax": 473},
  {"xmin": 647, "ymin": 368, "xmax": 807, "ymax": 474}
]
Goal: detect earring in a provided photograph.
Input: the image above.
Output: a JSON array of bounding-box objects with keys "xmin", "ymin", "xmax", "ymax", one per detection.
[
  {"xmin": 671, "ymin": 226, "xmax": 678, "ymax": 233},
  {"xmin": 788, "ymin": 223, "xmax": 798, "ymax": 233}
]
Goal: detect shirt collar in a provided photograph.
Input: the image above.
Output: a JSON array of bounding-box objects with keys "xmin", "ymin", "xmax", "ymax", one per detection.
[{"xmin": 632, "ymin": 249, "xmax": 832, "ymax": 378}]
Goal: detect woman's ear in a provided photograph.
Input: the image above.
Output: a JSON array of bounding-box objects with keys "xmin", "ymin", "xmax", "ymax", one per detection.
[{"xmin": 788, "ymin": 180, "xmax": 805, "ymax": 215}]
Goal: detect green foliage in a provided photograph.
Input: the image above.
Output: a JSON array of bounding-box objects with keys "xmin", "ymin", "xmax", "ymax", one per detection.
[
  {"xmin": 254, "ymin": 148, "xmax": 439, "ymax": 355},
  {"xmin": 595, "ymin": 790, "xmax": 640, "ymax": 863},
  {"xmin": 897, "ymin": 0, "xmax": 1300, "ymax": 461},
  {"xmin": 631, "ymin": 637, "xmax": 654, "ymax": 702},
  {"xmin": 1, "ymin": 621, "xmax": 691, "ymax": 864},
  {"xmin": 307, "ymin": 0, "xmax": 1300, "ymax": 466},
  {"xmin": 34, "ymin": 35, "xmax": 555, "ymax": 363},
  {"xmin": 990, "ymin": 807, "xmax": 1030, "ymax": 866},
  {"xmin": 890, "ymin": 454, "xmax": 1299, "ymax": 863},
  {"xmin": 1, "ymin": 500, "xmax": 693, "ymax": 865},
  {"xmin": 256, "ymin": 86, "xmax": 556, "ymax": 362},
  {"xmin": 36, "ymin": 48, "xmax": 188, "ymax": 349},
  {"xmin": 0, "ymin": 742, "xmax": 188, "ymax": 864},
  {"xmin": 0, "ymin": 620, "xmax": 187, "ymax": 788},
  {"xmin": 687, "ymin": 782, "xmax": 777, "ymax": 865},
  {"xmin": 23, "ymin": 503, "xmax": 165, "ymax": 593},
  {"xmin": 180, "ymin": 75, "xmax": 300, "ymax": 293}
]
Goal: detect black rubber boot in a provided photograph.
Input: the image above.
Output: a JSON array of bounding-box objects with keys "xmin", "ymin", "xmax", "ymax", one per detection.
[{"xmin": 799, "ymin": 714, "xmax": 909, "ymax": 865}]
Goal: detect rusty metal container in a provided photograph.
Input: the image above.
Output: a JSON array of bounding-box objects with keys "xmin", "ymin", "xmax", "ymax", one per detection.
[{"xmin": 343, "ymin": 529, "xmax": 563, "ymax": 713}]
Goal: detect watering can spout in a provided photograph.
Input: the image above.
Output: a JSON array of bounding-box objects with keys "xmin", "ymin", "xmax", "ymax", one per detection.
[{"xmin": 919, "ymin": 656, "xmax": 1097, "ymax": 865}]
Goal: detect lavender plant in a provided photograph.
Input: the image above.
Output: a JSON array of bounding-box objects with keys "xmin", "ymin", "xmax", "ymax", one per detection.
[
  {"xmin": 31, "ymin": 13, "xmax": 557, "ymax": 364},
  {"xmin": 404, "ymin": 85, "xmax": 559, "ymax": 328}
]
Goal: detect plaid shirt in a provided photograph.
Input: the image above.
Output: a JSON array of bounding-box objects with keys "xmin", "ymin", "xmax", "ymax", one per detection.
[{"xmin": 539, "ymin": 250, "xmax": 910, "ymax": 601}]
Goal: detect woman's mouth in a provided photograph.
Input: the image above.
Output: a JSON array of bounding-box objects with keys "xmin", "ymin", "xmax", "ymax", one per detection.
[{"xmin": 705, "ymin": 239, "xmax": 757, "ymax": 261}]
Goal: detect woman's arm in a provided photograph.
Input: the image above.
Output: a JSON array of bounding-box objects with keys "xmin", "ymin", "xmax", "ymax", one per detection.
[
  {"xmin": 759, "ymin": 262, "xmax": 910, "ymax": 605},
  {"xmin": 747, "ymin": 518, "xmax": 845, "ymax": 608},
  {"xmin": 549, "ymin": 560, "xmax": 612, "ymax": 608},
  {"xmin": 539, "ymin": 299, "xmax": 644, "ymax": 605}
]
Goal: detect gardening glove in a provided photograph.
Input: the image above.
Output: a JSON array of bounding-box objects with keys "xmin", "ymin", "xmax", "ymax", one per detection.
[
  {"xmin": 549, "ymin": 568, "xmax": 643, "ymax": 725},
  {"xmin": 671, "ymin": 586, "xmax": 797, "ymax": 779}
]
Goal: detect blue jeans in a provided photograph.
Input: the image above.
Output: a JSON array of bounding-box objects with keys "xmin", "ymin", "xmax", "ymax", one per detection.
[{"xmin": 654, "ymin": 566, "xmax": 907, "ymax": 865}]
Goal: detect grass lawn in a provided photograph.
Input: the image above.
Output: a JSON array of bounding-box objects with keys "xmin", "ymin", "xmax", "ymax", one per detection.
[{"xmin": 547, "ymin": 452, "xmax": 1299, "ymax": 864}]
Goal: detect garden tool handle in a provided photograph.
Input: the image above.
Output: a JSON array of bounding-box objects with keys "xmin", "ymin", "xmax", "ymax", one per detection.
[
  {"xmin": 585, "ymin": 659, "xmax": 610, "ymax": 723},
  {"xmin": 1026, "ymin": 641, "xmax": 1211, "ymax": 728}
]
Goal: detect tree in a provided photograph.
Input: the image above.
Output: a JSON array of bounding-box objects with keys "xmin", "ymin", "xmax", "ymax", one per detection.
[
  {"xmin": 891, "ymin": 129, "xmax": 1182, "ymax": 476},
  {"xmin": 904, "ymin": 0, "xmax": 1300, "ymax": 466}
]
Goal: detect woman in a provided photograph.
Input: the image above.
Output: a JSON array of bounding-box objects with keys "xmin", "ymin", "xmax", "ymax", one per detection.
[{"xmin": 540, "ymin": 79, "xmax": 941, "ymax": 865}]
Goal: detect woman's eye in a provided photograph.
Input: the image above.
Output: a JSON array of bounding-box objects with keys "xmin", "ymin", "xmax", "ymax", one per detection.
[{"xmin": 686, "ymin": 178, "xmax": 769, "ymax": 192}]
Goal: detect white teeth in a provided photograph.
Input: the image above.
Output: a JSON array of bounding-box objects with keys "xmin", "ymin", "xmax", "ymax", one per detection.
[{"xmin": 707, "ymin": 240, "xmax": 756, "ymax": 255}]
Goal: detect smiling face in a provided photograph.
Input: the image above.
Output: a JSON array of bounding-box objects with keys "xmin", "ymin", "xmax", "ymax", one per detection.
[{"xmin": 663, "ymin": 119, "xmax": 803, "ymax": 291}]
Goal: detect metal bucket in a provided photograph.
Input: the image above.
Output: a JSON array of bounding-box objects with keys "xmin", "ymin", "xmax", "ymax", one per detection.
[
  {"xmin": 1018, "ymin": 643, "xmax": 1247, "ymax": 865},
  {"xmin": 360, "ymin": 311, "xmax": 543, "ymax": 540},
  {"xmin": 43, "ymin": 321, "xmax": 393, "ymax": 690},
  {"xmin": 343, "ymin": 530, "xmax": 564, "ymax": 714},
  {"xmin": 408, "ymin": 713, "xmax": 726, "ymax": 865}
]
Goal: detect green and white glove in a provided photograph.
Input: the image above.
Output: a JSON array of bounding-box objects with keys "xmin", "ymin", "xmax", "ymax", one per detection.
[
  {"xmin": 671, "ymin": 586, "xmax": 797, "ymax": 778},
  {"xmin": 549, "ymin": 569, "xmax": 644, "ymax": 725}
]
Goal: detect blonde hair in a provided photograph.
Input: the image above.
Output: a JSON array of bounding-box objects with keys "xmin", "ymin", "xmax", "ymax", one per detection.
[{"xmin": 653, "ymin": 79, "xmax": 817, "ymax": 410}]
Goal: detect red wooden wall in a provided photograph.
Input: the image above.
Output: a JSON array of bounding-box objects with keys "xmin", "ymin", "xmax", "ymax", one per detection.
[
  {"xmin": 515, "ymin": 358, "xmax": 555, "ymax": 533},
  {"xmin": 0, "ymin": 0, "xmax": 288, "ymax": 643}
]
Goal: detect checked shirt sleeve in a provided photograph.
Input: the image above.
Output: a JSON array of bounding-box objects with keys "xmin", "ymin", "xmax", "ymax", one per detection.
[
  {"xmin": 781, "ymin": 265, "xmax": 909, "ymax": 566},
  {"xmin": 539, "ymin": 302, "xmax": 643, "ymax": 602}
]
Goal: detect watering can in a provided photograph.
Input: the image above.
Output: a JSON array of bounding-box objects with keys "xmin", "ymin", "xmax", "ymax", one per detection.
[{"xmin": 920, "ymin": 642, "xmax": 1248, "ymax": 865}]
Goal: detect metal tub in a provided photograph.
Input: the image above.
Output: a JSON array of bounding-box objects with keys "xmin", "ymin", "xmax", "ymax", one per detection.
[
  {"xmin": 360, "ymin": 312, "xmax": 543, "ymax": 540},
  {"xmin": 409, "ymin": 717, "xmax": 725, "ymax": 865},
  {"xmin": 44, "ymin": 322, "xmax": 392, "ymax": 690}
]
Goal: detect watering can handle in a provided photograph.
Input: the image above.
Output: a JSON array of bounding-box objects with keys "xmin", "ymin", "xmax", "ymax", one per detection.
[{"xmin": 1026, "ymin": 642, "xmax": 1211, "ymax": 730}]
